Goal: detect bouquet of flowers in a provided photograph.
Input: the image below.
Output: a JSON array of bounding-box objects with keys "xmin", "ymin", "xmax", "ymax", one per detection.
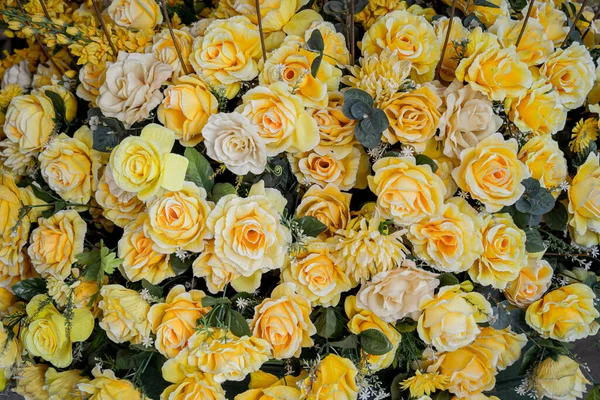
[{"xmin": 1, "ymin": 0, "xmax": 600, "ymax": 398}]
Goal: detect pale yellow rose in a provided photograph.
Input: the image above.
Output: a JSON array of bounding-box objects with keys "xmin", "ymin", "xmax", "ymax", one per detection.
[
  {"xmin": 470, "ymin": 213, "xmax": 527, "ymax": 289},
  {"xmin": 518, "ymin": 135, "xmax": 567, "ymax": 193},
  {"xmin": 21, "ymin": 294, "xmax": 94, "ymax": 368},
  {"xmin": 382, "ymin": 84, "xmax": 442, "ymax": 151},
  {"xmin": 534, "ymin": 356, "xmax": 590, "ymax": 400},
  {"xmin": 260, "ymin": 36, "xmax": 341, "ymax": 108},
  {"xmin": 526, "ymin": 283, "xmax": 600, "ymax": 341},
  {"xmin": 309, "ymin": 92, "xmax": 357, "ymax": 157},
  {"xmin": 355, "ymin": 0, "xmax": 421, "ymax": 29},
  {"xmin": 282, "ymin": 239, "xmax": 351, "ymax": 307},
  {"xmin": 95, "ymin": 165, "xmax": 146, "ymax": 228},
  {"xmin": 439, "ymin": 80, "xmax": 503, "ymax": 160},
  {"xmin": 76, "ymin": 62, "xmax": 105, "ymax": 105},
  {"xmin": 361, "ymin": 10, "xmax": 441, "ymax": 82},
  {"xmin": 452, "ymin": 133, "xmax": 529, "ymax": 212},
  {"xmin": 149, "ymin": 285, "xmax": 210, "ymax": 359},
  {"xmin": 109, "ymin": 123, "xmax": 188, "ymax": 201},
  {"xmin": 78, "ymin": 366, "xmax": 142, "ymax": 400},
  {"xmin": 28, "ymin": 209, "xmax": 87, "ymax": 279},
  {"xmin": 144, "ymin": 181, "xmax": 212, "ymax": 254},
  {"xmin": 107, "ymin": 0, "xmax": 162, "ymax": 29},
  {"xmin": 504, "ymin": 253, "xmax": 553, "ymax": 307},
  {"xmin": 471, "ymin": 326, "xmax": 527, "ymax": 371},
  {"xmin": 305, "ymin": 20, "xmax": 350, "ymax": 66},
  {"xmin": 149, "ymin": 29, "xmax": 193, "ymax": 78},
  {"xmin": 490, "ymin": 16, "xmax": 554, "ymax": 66},
  {"xmin": 434, "ymin": 17, "xmax": 470, "ymax": 82},
  {"xmin": 233, "ymin": 0, "xmax": 307, "ymax": 33},
  {"xmin": 296, "ymin": 183, "xmax": 351, "ymax": 238},
  {"xmin": 427, "ymin": 345, "xmax": 496, "ymax": 398},
  {"xmin": 39, "ymin": 127, "xmax": 102, "ymax": 205},
  {"xmin": 157, "ymin": 74, "xmax": 218, "ymax": 147},
  {"xmin": 16, "ymin": 364, "xmax": 49, "ymax": 400},
  {"xmin": 0, "ymin": 289, "xmax": 16, "ymax": 315},
  {"xmin": 46, "ymin": 368, "xmax": 89, "ymax": 400},
  {"xmin": 442, "ymin": 0, "xmax": 509, "ymax": 27},
  {"xmin": 98, "ymin": 284, "xmax": 151, "ymax": 344},
  {"xmin": 235, "ymin": 370, "xmax": 305, "ymax": 400},
  {"xmin": 3, "ymin": 92, "xmax": 54, "ymax": 156},
  {"xmin": 356, "ymin": 259, "xmax": 438, "ymax": 322},
  {"xmin": 190, "ymin": 16, "xmax": 261, "ymax": 98},
  {"xmin": 202, "ymin": 112, "xmax": 267, "ymax": 175},
  {"xmin": 183, "ymin": 328, "xmax": 271, "ymax": 382},
  {"xmin": 192, "ymin": 240, "xmax": 239, "ymax": 294},
  {"xmin": 299, "ymin": 354, "xmax": 359, "ymax": 400},
  {"xmin": 456, "ymin": 45, "xmax": 533, "ymax": 101},
  {"xmin": 237, "ymin": 82, "xmax": 319, "ymax": 155},
  {"xmin": 289, "ymin": 145, "xmax": 369, "ymax": 191},
  {"xmin": 417, "ymin": 285, "xmax": 492, "ymax": 352},
  {"xmin": 409, "ymin": 198, "xmax": 484, "ymax": 273},
  {"xmin": 528, "ymin": 1, "xmax": 569, "ymax": 46},
  {"xmin": 368, "ymin": 156, "xmax": 446, "ymax": 226},
  {"xmin": 40, "ymin": 85, "xmax": 77, "ymax": 122},
  {"xmin": 568, "ymin": 153, "xmax": 600, "ymax": 247},
  {"xmin": 161, "ymin": 372, "xmax": 226, "ymax": 400},
  {"xmin": 98, "ymin": 52, "xmax": 173, "ymax": 128},
  {"xmin": 0, "ymin": 251, "xmax": 33, "ymax": 292},
  {"xmin": 540, "ymin": 43, "xmax": 595, "ymax": 109},
  {"xmin": 0, "ymin": 322, "xmax": 18, "ymax": 369},
  {"xmin": 118, "ymin": 213, "xmax": 174, "ymax": 284}
]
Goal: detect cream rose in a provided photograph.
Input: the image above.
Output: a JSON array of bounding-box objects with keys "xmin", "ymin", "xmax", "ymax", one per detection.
[
  {"xmin": 98, "ymin": 285, "xmax": 151, "ymax": 344},
  {"xmin": 504, "ymin": 253, "xmax": 553, "ymax": 308},
  {"xmin": 107, "ymin": 0, "xmax": 163, "ymax": 30},
  {"xmin": 3, "ymin": 92, "xmax": 54, "ymax": 155},
  {"xmin": 1, "ymin": 61, "xmax": 32, "ymax": 89}
]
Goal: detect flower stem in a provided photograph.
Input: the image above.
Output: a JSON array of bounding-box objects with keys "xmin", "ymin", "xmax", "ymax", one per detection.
[
  {"xmin": 435, "ymin": 0, "xmax": 457, "ymax": 82},
  {"xmin": 254, "ymin": 0, "xmax": 267, "ymax": 63},
  {"xmin": 516, "ymin": 0, "xmax": 535, "ymax": 48},
  {"xmin": 159, "ymin": 0, "xmax": 189, "ymax": 75},
  {"xmin": 562, "ymin": 0, "xmax": 589, "ymax": 48},
  {"xmin": 90, "ymin": 0, "xmax": 117, "ymax": 57}
]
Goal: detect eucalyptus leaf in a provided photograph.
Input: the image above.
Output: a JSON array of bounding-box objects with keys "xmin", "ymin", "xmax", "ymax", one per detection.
[
  {"xmin": 311, "ymin": 54, "xmax": 323, "ymax": 78},
  {"xmin": 323, "ymin": 1, "xmax": 345, "ymax": 15},
  {"xmin": 93, "ymin": 125, "xmax": 121, "ymax": 152},
  {"xmin": 344, "ymin": 88, "xmax": 374, "ymax": 108},
  {"xmin": 350, "ymin": 101, "xmax": 372, "ymax": 120},
  {"xmin": 354, "ymin": 122, "xmax": 383, "ymax": 148},
  {"xmin": 524, "ymin": 228, "xmax": 545, "ymax": 253},
  {"xmin": 546, "ymin": 201, "xmax": 568, "ymax": 231}
]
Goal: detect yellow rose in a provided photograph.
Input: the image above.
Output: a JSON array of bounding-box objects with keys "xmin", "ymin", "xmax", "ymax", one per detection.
[
  {"xmin": 237, "ymin": 82, "xmax": 319, "ymax": 155},
  {"xmin": 439, "ymin": 80, "xmax": 503, "ymax": 160},
  {"xmin": 355, "ymin": 0, "xmax": 419, "ymax": 29},
  {"xmin": 309, "ymin": 92, "xmax": 357, "ymax": 157},
  {"xmin": 408, "ymin": 198, "xmax": 484, "ymax": 273},
  {"xmin": 78, "ymin": 366, "xmax": 142, "ymax": 400},
  {"xmin": 504, "ymin": 253, "xmax": 553, "ymax": 307},
  {"xmin": 452, "ymin": 133, "xmax": 529, "ymax": 212},
  {"xmin": 490, "ymin": 16, "xmax": 554, "ymax": 66},
  {"xmin": 28, "ymin": 209, "xmax": 87, "ymax": 279},
  {"xmin": 192, "ymin": 240, "xmax": 239, "ymax": 294},
  {"xmin": 161, "ymin": 372, "xmax": 226, "ymax": 400},
  {"xmin": 296, "ymin": 184, "xmax": 351, "ymax": 237},
  {"xmin": 149, "ymin": 285, "xmax": 210, "ymax": 359},
  {"xmin": 233, "ymin": 0, "xmax": 306, "ymax": 33},
  {"xmin": 427, "ymin": 345, "xmax": 496, "ymax": 398},
  {"xmin": 190, "ymin": 16, "xmax": 261, "ymax": 98},
  {"xmin": 39, "ymin": 127, "xmax": 102, "ymax": 205},
  {"xmin": 0, "ymin": 289, "xmax": 16, "ymax": 315},
  {"xmin": 16, "ymin": 364, "xmax": 49, "ymax": 400},
  {"xmin": 73, "ymin": 275, "xmax": 103, "ymax": 317},
  {"xmin": 21, "ymin": 294, "xmax": 94, "ymax": 367},
  {"xmin": 235, "ymin": 370, "xmax": 305, "ymax": 400},
  {"xmin": 456, "ymin": 45, "xmax": 533, "ymax": 101},
  {"xmin": 107, "ymin": 0, "xmax": 162, "ymax": 29},
  {"xmin": 526, "ymin": 283, "xmax": 600, "ymax": 341},
  {"xmin": 98, "ymin": 284, "xmax": 151, "ymax": 344},
  {"xmin": 150, "ymin": 29, "xmax": 193, "ymax": 78},
  {"xmin": 518, "ymin": 135, "xmax": 567, "ymax": 193},
  {"xmin": 250, "ymin": 283, "xmax": 315, "ymax": 359},
  {"xmin": 157, "ymin": 74, "xmax": 218, "ymax": 147},
  {"xmin": 382, "ymin": 84, "xmax": 442, "ymax": 151},
  {"xmin": 534, "ymin": 356, "xmax": 590, "ymax": 400},
  {"xmin": 76, "ymin": 62, "xmax": 105, "ymax": 105},
  {"xmin": 184, "ymin": 328, "xmax": 271, "ymax": 382},
  {"xmin": 260, "ymin": 36, "xmax": 341, "ymax": 108},
  {"xmin": 368, "ymin": 156, "xmax": 446, "ymax": 226},
  {"xmin": 417, "ymin": 285, "xmax": 492, "ymax": 352},
  {"xmin": 0, "ymin": 251, "xmax": 33, "ymax": 293},
  {"xmin": 471, "ymin": 327, "xmax": 527, "ymax": 370},
  {"xmin": 0, "ymin": 322, "xmax": 18, "ymax": 369},
  {"xmin": 434, "ymin": 17, "xmax": 470, "ymax": 82},
  {"xmin": 361, "ymin": 10, "xmax": 440, "ymax": 83},
  {"xmin": 3, "ymin": 92, "xmax": 54, "ymax": 155},
  {"xmin": 470, "ymin": 214, "xmax": 527, "ymax": 289},
  {"xmin": 289, "ymin": 145, "xmax": 370, "ymax": 191},
  {"xmin": 540, "ymin": 43, "xmax": 595, "ymax": 109},
  {"xmin": 118, "ymin": 213, "xmax": 173, "ymax": 284},
  {"xmin": 144, "ymin": 182, "xmax": 213, "ymax": 254},
  {"xmin": 568, "ymin": 153, "xmax": 600, "ymax": 247},
  {"xmin": 46, "ymin": 368, "xmax": 89, "ymax": 400},
  {"xmin": 299, "ymin": 354, "xmax": 359, "ymax": 400},
  {"xmin": 95, "ymin": 165, "xmax": 146, "ymax": 228},
  {"xmin": 528, "ymin": 1, "xmax": 569, "ymax": 46},
  {"xmin": 109, "ymin": 123, "xmax": 189, "ymax": 201},
  {"xmin": 305, "ymin": 21, "xmax": 350, "ymax": 66}
]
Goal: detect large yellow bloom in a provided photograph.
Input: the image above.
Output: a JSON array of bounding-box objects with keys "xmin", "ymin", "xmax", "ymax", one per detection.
[
  {"xmin": 568, "ymin": 153, "xmax": 600, "ymax": 247},
  {"xmin": 46, "ymin": 368, "xmax": 89, "ymax": 400},
  {"xmin": 98, "ymin": 284, "xmax": 151, "ymax": 344},
  {"xmin": 471, "ymin": 326, "xmax": 527, "ymax": 371},
  {"xmin": 309, "ymin": 92, "xmax": 357, "ymax": 156},
  {"xmin": 21, "ymin": 294, "xmax": 94, "ymax": 368},
  {"xmin": 361, "ymin": 10, "xmax": 440, "ymax": 83},
  {"xmin": 526, "ymin": 283, "xmax": 600, "ymax": 342},
  {"xmin": 518, "ymin": 135, "xmax": 568, "ymax": 194},
  {"xmin": 192, "ymin": 240, "xmax": 239, "ymax": 294},
  {"xmin": 296, "ymin": 183, "xmax": 351, "ymax": 238},
  {"xmin": 534, "ymin": 356, "xmax": 590, "ymax": 400},
  {"xmin": 161, "ymin": 372, "xmax": 226, "ymax": 400},
  {"xmin": 149, "ymin": 29, "xmax": 193, "ymax": 78},
  {"xmin": 504, "ymin": 253, "xmax": 554, "ymax": 308},
  {"xmin": 78, "ymin": 366, "xmax": 142, "ymax": 400},
  {"xmin": 15, "ymin": 363, "xmax": 49, "ymax": 400},
  {"xmin": 236, "ymin": 371, "xmax": 305, "ymax": 400},
  {"xmin": 107, "ymin": 0, "xmax": 162, "ymax": 29},
  {"xmin": 490, "ymin": 16, "xmax": 554, "ymax": 66},
  {"xmin": 3, "ymin": 92, "xmax": 54, "ymax": 155},
  {"xmin": 299, "ymin": 354, "xmax": 359, "ymax": 400}
]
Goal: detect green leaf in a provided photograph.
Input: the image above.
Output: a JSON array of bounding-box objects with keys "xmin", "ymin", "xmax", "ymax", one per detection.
[
  {"xmin": 415, "ymin": 154, "xmax": 438, "ymax": 173},
  {"xmin": 586, "ymin": 385, "xmax": 600, "ymax": 400},
  {"xmin": 361, "ymin": 108, "xmax": 389, "ymax": 133},
  {"xmin": 546, "ymin": 202, "xmax": 568, "ymax": 231},
  {"xmin": 519, "ymin": 344, "xmax": 540, "ymax": 375},
  {"xmin": 349, "ymin": 101, "xmax": 372, "ymax": 120},
  {"xmin": 314, "ymin": 307, "xmax": 339, "ymax": 338},
  {"xmin": 516, "ymin": 179, "xmax": 555, "ymax": 215},
  {"xmin": 229, "ymin": 310, "xmax": 252, "ymax": 337},
  {"xmin": 490, "ymin": 301, "xmax": 511, "ymax": 330},
  {"xmin": 297, "ymin": 216, "xmax": 327, "ymax": 237},
  {"xmin": 330, "ymin": 334, "xmax": 358, "ymax": 349},
  {"xmin": 395, "ymin": 318, "xmax": 417, "ymax": 332},
  {"xmin": 211, "ymin": 183, "xmax": 236, "ymax": 203},
  {"xmin": 100, "ymin": 246, "xmax": 121, "ymax": 275},
  {"xmin": 323, "ymin": 1, "xmax": 345, "ymax": 14},
  {"xmin": 171, "ymin": 255, "xmax": 194, "ymax": 275},
  {"xmin": 142, "ymin": 280, "xmax": 163, "ymax": 299},
  {"xmin": 359, "ymin": 329, "xmax": 393, "ymax": 355},
  {"xmin": 472, "ymin": 0, "xmax": 500, "ymax": 8},
  {"xmin": 438, "ymin": 272, "xmax": 460, "ymax": 287},
  {"xmin": 12, "ymin": 278, "xmax": 47, "ymax": 301},
  {"xmin": 344, "ymin": 88, "xmax": 374, "ymax": 109},
  {"xmin": 201, "ymin": 296, "xmax": 231, "ymax": 307},
  {"xmin": 44, "ymin": 90, "xmax": 66, "ymax": 126},
  {"xmin": 306, "ymin": 28, "xmax": 324, "ymax": 53},
  {"xmin": 355, "ymin": 120, "xmax": 383, "ymax": 149},
  {"xmin": 525, "ymin": 228, "xmax": 545, "ymax": 253},
  {"xmin": 93, "ymin": 125, "xmax": 121, "ymax": 152},
  {"xmin": 115, "ymin": 349, "xmax": 148, "ymax": 370},
  {"xmin": 184, "ymin": 147, "xmax": 214, "ymax": 191},
  {"xmin": 310, "ymin": 54, "xmax": 323, "ymax": 78},
  {"xmin": 31, "ymin": 184, "xmax": 56, "ymax": 203}
]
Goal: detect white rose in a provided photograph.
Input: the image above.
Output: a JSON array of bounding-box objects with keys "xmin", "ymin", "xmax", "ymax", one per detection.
[
  {"xmin": 202, "ymin": 112, "xmax": 267, "ymax": 175},
  {"xmin": 439, "ymin": 80, "xmax": 503, "ymax": 160},
  {"xmin": 356, "ymin": 260, "xmax": 439, "ymax": 322},
  {"xmin": 2, "ymin": 61, "xmax": 32, "ymax": 89},
  {"xmin": 97, "ymin": 52, "xmax": 173, "ymax": 128}
]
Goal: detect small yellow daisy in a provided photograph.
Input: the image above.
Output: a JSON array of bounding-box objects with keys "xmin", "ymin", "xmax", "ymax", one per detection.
[
  {"xmin": 400, "ymin": 370, "xmax": 449, "ymax": 398},
  {"xmin": 570, "ymin": 117, "xmax": 599, "ymax": 153}
]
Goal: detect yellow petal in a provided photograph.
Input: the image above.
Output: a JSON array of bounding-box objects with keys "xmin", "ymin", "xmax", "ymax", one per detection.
[
  {"xmin": 231, "ymin": 271, "xmax": 262, "ymax": 293},
  {"xmin": 283, "ymin": 9, "xmax": 323, "ymax": 36},
  {"xmin": 73, "ymin": 126, "xmax": 94, "ymax": 149},
  {"xmin": 271, "ymin": 282, "xmax": 296, "ymax": 298},
  {"xmin": 161, "ymin": 153, "xmax": 189, "ymax": 192},
  {"xmin": 291, "ymin": 111, "xmax": 319, "ymax": 153},
  {"xmin": 248, "ymin": 181, "xmax": 287, "ymax": 214},
  {"xmin": 70, "ymin": 308, "xmax": 94, "ymax": 342},
  {"xmin": 141, "ymin": 123, "xmax": 175, "ymax": 153},
  {"xmin": 249, "ymin": 371, "xmax": 280, "ymax": 389}
]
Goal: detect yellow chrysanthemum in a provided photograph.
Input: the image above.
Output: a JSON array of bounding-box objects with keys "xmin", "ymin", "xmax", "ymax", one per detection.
[
  {"xmin": 401, "ymin": 370, "xmax": 449, "ymax": 398},
  {"xmin": 0, "ymin": 84, "xmax": 24, "ymax": 110},
  {"xmin": 570, "ymin": 118, "xmax": 599, "ymax": 153}
]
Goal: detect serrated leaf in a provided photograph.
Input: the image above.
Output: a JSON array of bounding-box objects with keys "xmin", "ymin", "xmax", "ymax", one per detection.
[
  {"xmin": 525, "ymin": 228, "xmax": 545, "ymax": 253},
  {"xmin": 184, "ymin": 147, "xmax": 214, "ymax": 191},
  {"xmin": 306, "ymin": 28, "xmax": 324, "ymax": 53},
  {"xmin": 12, "ymin": 278, "xmax": 47, "ymax": 301},
  {"xmin": 229, "ymin": 310, "xmax": 252, "ymax": 337},
  {"xmin": 101, "ymin": 249, "xmax": 120, "ymax": 275},
  {"xmin": 297, "ymin": 216, "xmax": 327, "ymax": 237},
  {"xmin": 315, "ymin": 307, "xmax": 338, "ymax": 338},
  {"xmin": 415, "ymin": 154, "xmax": 438, "ymax": 173},
  {"xmin": 310, "ymin": 54, "xmax": 323, "ymax": 78},
  {"xmin": 211, "ymin": 183, "xmax": 236, "ymax": 203},
  {"xmin": 546, "ymin": 202, "xmax": 568, "ymax": 231},
  {"xmin": 359, "ymin": 329, "xmax": 393, "ymax": 355}
]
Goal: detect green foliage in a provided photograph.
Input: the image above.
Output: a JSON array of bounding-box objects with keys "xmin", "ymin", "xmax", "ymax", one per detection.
[
  {"xmin": 415, "ymin": 154, "xmax": 438, "ymax": 173},
  {"xmin": 524, "ymin": 227, "xmax": 545, "ymax": 253},
  {"xmin": 88, "ymin": 108, "xmax": 127, "ymax": 152},
  {"xmin": 546, "ymin": 202, "xmax": 568, "ymax": 231},
  {"xmin": 587, "ymin": 385, "xmax": 600, "ymax": 400},
  {"xmin": 12, "ymin": 278, "xmax": 47, "ymax": 301},
  {"xmin": 170, "ymin": 255, "xmax": 194, "ymax": 275},
  {"xmin": 516, "ymin": 178, "xmax": 555, "ymax": 215},
  {"xmin": 472, "ymin": 0, "xmax": 500, "ymax": 8},
  {"xmin": 44, "ymin": 90, "xmax": 67, "ymax": 130},
  {"xmin": 342, "ymin": 89, "xmax": 389, "ymax": 148},
  {"xmin": 141, "ymin": 280, "xmax": 163, "ymax": 299},
  {"xmin": 306, "ymin": 29, "xmax": 324, "ymax": 77},
  {"xmin": 229, "ymin": 309, "xmax": 252, "ymax": 337},
  {"xmin": 438, "ymin": 273, "xmax": 460, "ymax": 287},
  {"xmin": 184, "ymin": 147, "xmax": 215, "ymax": 191},
  {"xmin": 314, "ymin": 307, "xmax": 342, "ymax": 338},
  {"xmin": 211, "ymin": 182, "xmax": 237, "ymax": 203},
  {"xmin": 297, "ymin": 216, "xmax": 327, "ymax": 237},
  {"xmin": 359, "ymin": 329, "xmax": 393, "ymax": 355}
]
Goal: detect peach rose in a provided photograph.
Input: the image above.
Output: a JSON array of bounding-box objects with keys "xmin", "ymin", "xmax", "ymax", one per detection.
[
  {"xmin": 296, "ymin": 184, "xmax": 351, "ymax": 237},
  {"xmin": 504, "ymin": 253, "xmax": 553, "ymax": 307},
  {"xmin": 518, "ymin": 135, "xmax": 568, "ymax": 193}
]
